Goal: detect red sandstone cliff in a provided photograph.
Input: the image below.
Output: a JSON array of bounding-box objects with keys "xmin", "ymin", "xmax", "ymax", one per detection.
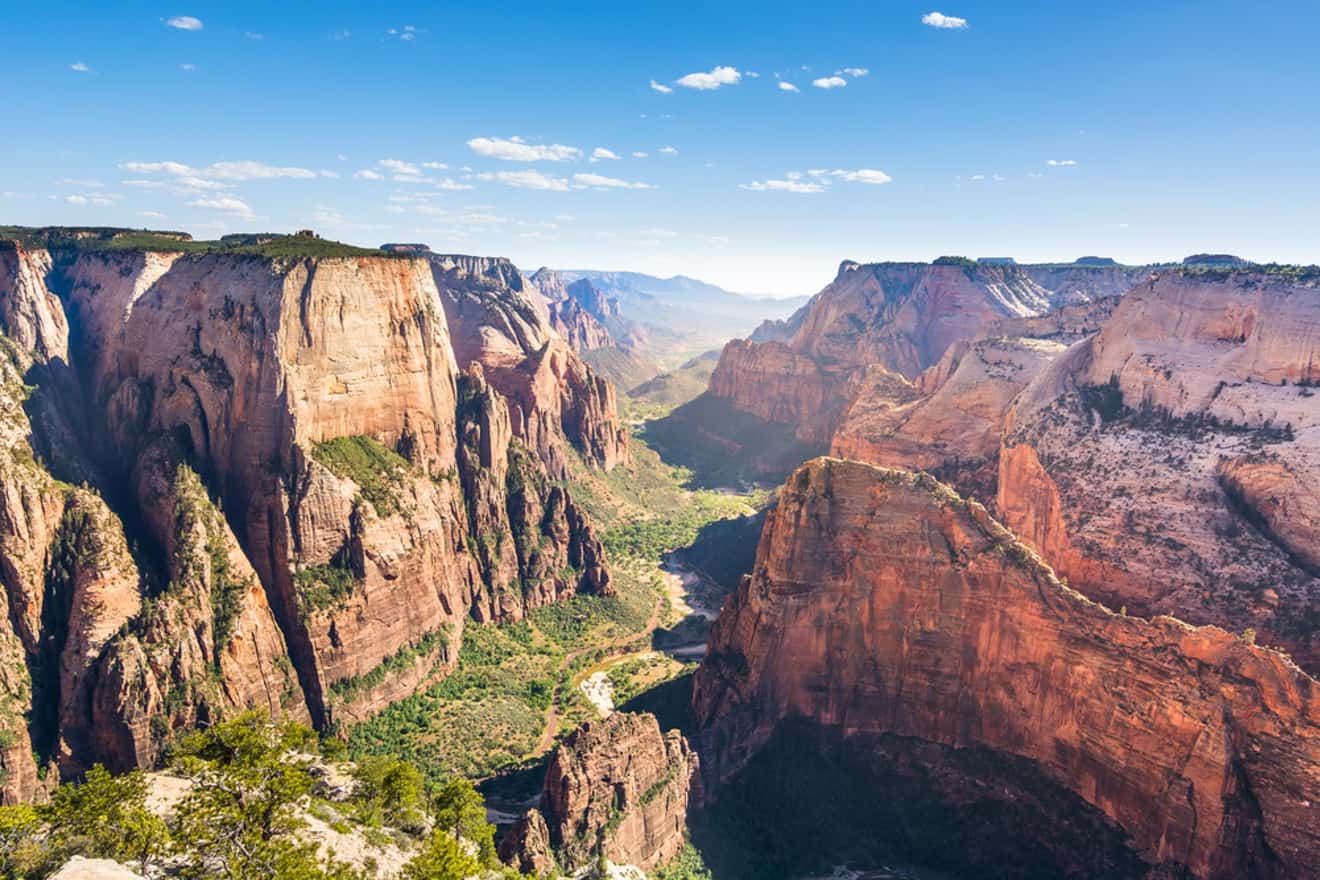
[
  {"xmin": 0, "ymin": 232, "xmax": 620, "ymax": 798},
  {"xmin": 704, "ymin": 261, "xmax": 1145, "ymax": 445},
  {"xmin": 694, "ymin": 457, "xmax": 1320, "ymax": 879},
  {"xmin": 500, "ymin": 711, "xmax": 696, "ymax": 874}
]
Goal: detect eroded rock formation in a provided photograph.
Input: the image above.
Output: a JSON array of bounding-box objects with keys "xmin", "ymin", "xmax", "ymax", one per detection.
[
  {"xmin": 998, "ymin": 269, "xmax": 1320, "ymax": 670},
  {"xmin": 705, "ymin": 260, "xmax": 1145, "ymax": 445},
  {"xmin": 0, "ymin": 230, "xmax": 621, "ymax": 799},
  {"xmin": 501, "ymin": 711, "xmax": 697, "ymax": 874},
  {"xmin": 694, "ymin": 457, "xmax": 1320, "ymax": 879}
]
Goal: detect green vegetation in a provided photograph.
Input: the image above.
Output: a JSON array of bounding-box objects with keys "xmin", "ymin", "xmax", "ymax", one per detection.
[
  {"xmin": 348, "ymin": 432, "xmax": 763, "ymax": 783},
  {"xmin": 312, "ymin": 435, "xmax": 410, "ymax": 516},
  {"xmin": 0, "ymin": 226, "xmax": 401, "ymax": 260},
  {"xmin": 0, "ymin": 712, "xmax": 524, "ymax": 880},
  {"xmin": 651, "ymin": 843, "xmax": 714, "ymax": 880},
  {"xmin": 294, "ymin": 554, "xmax": 358, "ymax": 615}
]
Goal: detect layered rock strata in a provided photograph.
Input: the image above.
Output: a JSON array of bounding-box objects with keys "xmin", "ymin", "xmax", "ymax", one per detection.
[{"xmin": 694, "ymin": 457, "xmax": 1320, "ymax": 879}]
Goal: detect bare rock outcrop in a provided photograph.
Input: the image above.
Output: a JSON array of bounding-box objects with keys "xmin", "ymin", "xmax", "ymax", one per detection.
[
  {"xmin": 433, "ymin": 256, "xmax": 628, "ymax": 475},
  {"xmin": 998, "ymin": 270, "xmax": 1320, "ymax": 670},
  {"xmin": 694, "ymin": 457, "xmax": 1320, "ymax": 879},
  {"xmin": 502, "ymin": 712, "xmax": 696, "ymax": 873},
  {"xmin": 705, "ymin": 261, "xmax": 1146, "ymax": 446}
]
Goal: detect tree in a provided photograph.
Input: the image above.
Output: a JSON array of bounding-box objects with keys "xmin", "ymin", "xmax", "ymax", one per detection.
[
  {"xmin": 43, "ymin": 764, "xmax": 170, "ymax": 875},
  {"xmin": 401, "ymin": 830, "xmax": 480, "ymax": 880},
  {"xmin": 167, "ymin": 711, "xmax": 353, "ymax": 880},
  {"xmin": 351, "ymin": 756, "xmax": 427, "ymax": 832},
  {"xmin": 0, "ymin": 803, "xmax": 50, "ymax": 878},
  {"xmin": 430, "ymin": 776, "xmax": 496, "ymax": 867}
]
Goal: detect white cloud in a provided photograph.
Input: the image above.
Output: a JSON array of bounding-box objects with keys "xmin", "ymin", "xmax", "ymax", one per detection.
[
  {"xmin": 970, "ymin": 174, "xmax": 985, "ymax": 181},
  {"xmin": 122, "ymin": 160, "xmax": 320, "ymax": 195},
  {"xmin": 467, "ymin": 136, "xmax": 581, "ymax": 162},
  {"xmin": 318, "ymin": 169, "xmax": 339, "ymax": 178},
  {"xmin": 812, "ymin": 76, "xmax": 847, "ymax": 89},
  {"xmin": 840, "ymin": 67, "xmax": 869, "ymax": 78},
  {"xmin": 649, "ymin": 79, "xmax": 673, "ymax": 94},
  {"xmin": 166, "ymin": 15, "xmax": 203, "ymax": 30},
  {"xmin": 65, "ymin": 193, "xmax": 118, "ymax": 206},
  {"xmin": 922, "ymin": 11, "xmax": 968, "ymax": 28},
  {"xmin": 746, "ymin": 71, "xmax": 760, "ymax": 78},
  {"xmin": 179, "ymin": 63, "xmax": 197, "ymax": 71},
  {"xmin": 56, "ymin": 178, "xmax": 105, "ymax": 188},
  {"xmin": 632, "ymin": 151, "xmax": 649, "ymax": 158},
  {"xmin": 740, "ymin": 178, "xmax": 827, "ymax": 194},
  {"xmin": 638, "ymin": 227, "xmax": 677, "ymax": 237},
  {"xmin": 70, "ymin": 62, "xmax": 90, "ymax": 73},
  {"xmin": 1046, "ymin": 159, "xmax": 1078, "ymax": 166},
  {"xmin": 432, "ymin": 178, "xmax": 473, "ymax": 191},
  {"xmin": 137, "ymin": 210, "xmax": 167, "ymax": 219},
  {"xmin": 572, "ymin": 173, "xmax": 655, "ymax": 190},
  {"xmin": 188, "ymin": 195, "xmax": 254, "ymax": 216},
  {"xmin": 331, "ymin": 30, "xmax": 351, "ymax": 40},
  {"xmin": 422, "ymin": 161, "xmax": 448, "ymax": 169},
  {"xmin": 658, "ymin": 146, "xmax": 678, "ymax": 155},
  {"xmin": 476, "ymin": 170, "xmax": 570, "ymax": 191},
  {"xmin": 590, "ymin": 147, "xmax": 621, "ymax": 163},
  {"xmin": 830, "ymin": 168, "xmax": 892, "ymax": 185},
  {"xmin": 674, "ymin": 66, "xmax": 741, "ymax": 90},
  {"xmin": 778, "ymin": 81, "xmax": 800, "ymax": 93},
  {"xmin": 354, "ymin": 169, "xmax": 384, "ymax": 180},
  {"xmin": 245, "ymin": 31, "xmax": 264, "ymax": 40},
  {"xmin": 379, "ymin": 158, "xmax": 421, "ymax": 176}
]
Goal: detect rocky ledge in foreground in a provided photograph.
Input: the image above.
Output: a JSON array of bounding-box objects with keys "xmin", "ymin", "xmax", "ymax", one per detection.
[{"xmin": 692, "ymin": 457, "xmax": 1320, "ymax": 880}]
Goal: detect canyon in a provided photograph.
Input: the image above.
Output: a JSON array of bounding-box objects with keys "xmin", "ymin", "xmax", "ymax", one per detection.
[{"xmin": 0, "ymin": 229, "xmax": 623, "ymax": 802}]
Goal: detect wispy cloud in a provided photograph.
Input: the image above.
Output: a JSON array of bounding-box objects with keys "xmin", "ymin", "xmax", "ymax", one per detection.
[
  {"xmin": 658, "ymin": 146, "xmax": 678, "ymax": 155},
  {"xmin": 70, "ymin": 62, "xmax": 90, "ymax": 73},
  {"xmin": 467, "ymin": 136, "xmax": 581, "ymax": 162},
  {"xmin": 744, "ymin": 168, "xmax": 893, "ymax": 193},
  {"xmin": 353, "ymin": 169, "xmax": 384, "ymax": 180},
  {"xmin": 65, "ymin": 193, "xmax": 120, "ymax": 206},
  {"xmin": 573, "ymin": 173, "xmax": 655, "ymax": 190},
  {"xmin": 1046, "ymin": 159, "xmax": 1078, "ymax": 166},
  {"xmin": 379, "ymin": 158, "xmax": 421, "ymax": 176},
  {"xmin": 385, "ymin": 24, "xmax": 422, "ymax": 41},
  {"xmin": 812, "ymin": 76, "xmax": 847, "ymax": 89},
  {"xmin": 245, "ymin": 31, "xmax": 264, "ymax": 40},
  {"xmin": 179, "ymin": 63, "xmax": 197, "ymax": 71},
  {"xmin": 56, "ymin": 178, "xmax": 105, "ymax": 188},
  {"xmin": 137, "ymin": 210, "xmax": 167, "ymax": 219},
  {"xmin": 740, "ymin": 178, "xmax": 826, "ymax": 194},
  {"xmin": 922, "ymin": 11, "xmax": 968, "ymax": 28},
  {"xmin": 632, "ymin": 151, "xmax": 649, "ymax": 159},
  {"xmin": 649, "ymin": 79, "xmax": 673, "ymax": 94},
  {"xmin": 778, "ymin": 81, "xmax": 800, "ymax": 93},
  {"xmin": 828, "ymin": 169, "xmax": 892, "ymax": 185},
  {"xmin": 674, "ymin": 66, "xmax": 741, "ymax": 90},
  {"xmin": 119, "ymin": 160, "xmax": 318, "ymax": 201},
  {"xmin": 166, "ymin": 15, "xmax": 203, "ymax": 30},
  {"xmin": 188, "ymin": 195, "xmax": 254, "ymax": 216},
  {"xmin": 476, "ymin": 170, "xmax": 570, "ymax": 191},
  {"xmin": 839, "ymin": 67, "xmax": 869, "ymax": 78},
  {"xmin": 590, "ymin": 147, "xmax": 621, "ymax": 163}
]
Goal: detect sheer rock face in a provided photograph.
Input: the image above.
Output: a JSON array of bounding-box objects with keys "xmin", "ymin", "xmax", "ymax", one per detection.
[
  {"xmin": 433, "ymin": 257, "xmax": 628, "ymax": 476},
  {"xmin": 0, "ymin": 238, "xmax": 617, "ymax": 794},
  {"xmin": 998, "ymin": 272, "xmax": 1320, "ymax": 671},
  {"xmin": 831, "ymin": 335, "xmax": 1067, "ymax": 502},
  {"xmin": 707, "ymin": 261, "xmax": 1145, "ymax": 445},
  {"xmin": 693, "ymin": 458, "xmax": 1320, "ymax": 880},
  {"xmin": 508, "ymin": 712, "xmax": 697, "ymax": 873},
  {"xmin": 529, "ymin": 269, "xmax": 618, "ymax": 352}
]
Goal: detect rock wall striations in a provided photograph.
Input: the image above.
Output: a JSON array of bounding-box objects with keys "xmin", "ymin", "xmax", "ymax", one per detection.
[
  {"xmin": 500, "ymin": 711, "xmax": 696, "ymax": 874},
  {"xmin": 0, "ymin": 233, "xmax": 621, "ymax": 799},
  {"xmin": 693, "ymin": 457, "xmax": 1320, "ymax": 879}
]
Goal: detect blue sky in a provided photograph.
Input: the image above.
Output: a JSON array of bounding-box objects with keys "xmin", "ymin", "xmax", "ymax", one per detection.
[{"xmin": 2, "ymin": 1, "xmax": 1318, "ymax": 295}]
